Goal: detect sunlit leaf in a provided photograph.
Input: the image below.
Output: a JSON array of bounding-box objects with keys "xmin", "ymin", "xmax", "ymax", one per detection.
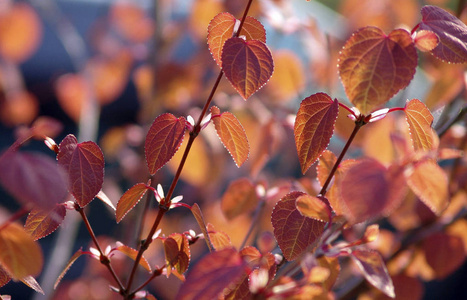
[
  {"xmin": 296, "ymin": 194, "xmax": 331, "ymax": 223},
  {"xmin": 116, "ymin": 183, "xmax": 151, "ymax": 223},
  {"xmin": 191, "ymin": 203, "xmax": 215, "ymax": 252},
  {"xmin": 423, "ymin": 233, "xmax": 465, "ymax": 279},
  {"xmin": 0, "ymin": 151, "xmax": 67, "ymax": 210},
  {"xmin": 0, "ymin": 223, "xmax": 42, "ymax": 280},
  {"xmin": 0, "ymin": 91, "xmax": 39, "ymax": 127},
  {"xmin": 418, "ymin": 5, "xmax": 467, "ymax": 63},
  {"xmin": 317, "ymin": 256, "xmax": 340, "ymax": 290},
  {"xmin": 338, "ymin": 27, "xmax": 417, "ymax": 115},
  {"xmin": 363, "ymin": 224, "xmax": 380, "ymax": 243},
  {"xmin": 57, "ymin": 134, "xmax": 105, "ymax": 207},
  {"xmin": 211, "ymin": 106, "xmax": 250, "ymax": 167},
  {"xmin": 414, "ymin": 30, "xmax": 439, "ymax": 52},
  {"xmin": 220, "ymin": 177, "xmax": 257, "ymax": 220},
  {"xmin": 207, "ymin": 224, "xmax": 232, "ymax": 251},
  {"xmin": 222, "ymin": 37, "xmax": 274, "ymax": 100},
  {"xmin": 405, "ymin": 99, "xmax": 435, "ymax": 152},
  {"xmin": 294, "ymin": 93, "xmax": 339, "ymax": 174},
  {"xmin": 110, "ymin": 2, "xmax": 154, "ymax": 43},
  {"xmin": 54, "ymin": 248, "xmax": 83, "ymax": 289},
  {"xmin": 271, "ymin": 191, "xmax": 326, "ymax": 261},
  {"xmin": 24, "ymin": 205, "xmax": 66, "ymax": 240},
  {"xmin": 116, "ymin": 244, "xmax": 152, "ymax": 273},
  {"xmin": 55, "ymin": 73, "xmax": 90, "ymax": 122},
  {"xmin": 175, "ymin": 248, "xmax": 245, "ymax": 300},
  {"xmin": 351, "ymin": 249, "xmax": 395, "ymax": 298},
  {"xmin": 168, "ymin": 233, "xmax": 191, "ymax": 275},
  {"xmin": 21, "ymin": 276, "xmax": 44, "ymax": 295},
  {"xmin": 0, "ymin": 266, "xmax": 10, "ymax": 288},
  {"xmin": 96, "ymin": 190, "xmax": 116, "ymax": 211},
  {"xmin": 145, "ymin": 113, "xmax": 186, "ymax": 175}
]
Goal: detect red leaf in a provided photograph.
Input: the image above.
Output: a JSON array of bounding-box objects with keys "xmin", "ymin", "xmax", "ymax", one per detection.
[
  {"xmin": 0, "ymin": 151, "xmax": 67, "ymax": 210},
  {"xmin": 116, "ymin": 244, "xmax": 152, "ymax": 273},
  {"xmin": 220, "ymin": 177, "xmax": 258, "ymax": 220},
  {"xmin": 340, "ymin": 159, "xmax": 407, "ymax": 224},
  {"xmin": 338, "ymin": 27, "xmax": 417, "ymax": 115},
  {"xmin": 0, "ymin": 266, "xmax": 11, "ymax": 288},
  {"xmin": 222, "ymin": 37, "xmax": 274, "ymax": 100},
  {"xmin": 145, "ymin": 113, "xmax": 186, "ymax": 175},
  {"xmin": 24, "ymin": 205, "xmax": 66, "ymax": 240},
  {"xmin": 351, "ymin": 249, "xmax": 394, "ymax": 298},
  {"xmin": 211, "ymin": 106, "xmax": 249, "ymax": 167},
  {"xmin": 116, "ymin": 183, "xmax": 151, "ymax": 223},
  {"xmin": 175, "ymin": 248, "xmax": 246, "ymax": 300},
  {"xmin": 271, "ymin": 191, "xmax": 326, "ymax": 261},
  {"xmin": 423, "ymin": 233, "xmax": 466, "ymax": 279},
  {"xmin": 168, "ymin": 233, "xmax": 191, "ymax": 275},
  {"xmin": 405, "ymin": 99, "xmax": 436, "ymax": 152},
  {"xmin": 191, "ymin": 203, "xmax": 215, "ymax": 252},
  {"xmin": 418, "ymin": 5, "xmax": 467, "ymax": 63},
  {"xmin": 296, "ymin": 194, "xmax": 331, "ymax": 223},
  {"xmin": 294, "ymin": 93, "xmax": 339, "ymax": 174},
  {"xmin": 54, "ymin": 248, "xmax": 83, "ymax": 289},
  {"xmin": 57, "ymin": 134, "xmax": 105, "ymax": 207}
]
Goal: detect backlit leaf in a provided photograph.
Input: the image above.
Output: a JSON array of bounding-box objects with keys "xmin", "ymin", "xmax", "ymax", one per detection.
[
  {"xmin": 414, "ymin": 30, "xmax": 439, "ymax": 52},
  {"xmin": 57, "ymin": 134, "xmax": 105, "ymax": 207},
  {"xmin": 294, "ymin": 93, "xmax": 339, "ymax": 174},
  {"xmin": 405, "ymin": 99, "xmax": 435, "ymax": 152},
  {"xmin": 271, "ymin": 191, "xmax": 326, "ymax": 261},
  {"xmin": 338, "ymin": 27, "xmax": 417, "ymax": 115},
  {"xmin": 296, "ymin": 194, "xmax": 331, "ymax": 223},
  {"xmin": 168, "ymin": 233, "xmax": 191, "ymax": 274},
  {"xmin": 21, "ymin": 276, "xmax": 44, "ymax": 295},
  {"xmin": 407, "ymin": 160, "xmax": 448, "ymax": 215},
  {"xmin": 55, "ymin": 73, "xmax": 90, "ymax": 122},
  {"xmin": 0, "ymin": 266, "xmax": 10, "ymax": 288},
  {"xmin": 145, "ymin": 113, "xmax": 186, "ymax": 175},
  {"xmin": 0, "ymin": 223, "xmax": 42, "ymax": 280},
  {"xmin": 211, "ymin": 106, "xmax": 250, "ymax": 167},
  {"xmin": 220, "ymin": 177, "xmax": 257, "ymax": 220},
  {"xmin": 423, "ymin": 233, "xmax": 465, "ymax": 279},
  {"xmin": 222, "ymin": 37, "xmax": 274, "ymax": 100},
  {"xmin": 418, "ymin": 5, "xmax": 467, "ymax": 63},
  {"xmin": 191, "ymin": 203, "xmax": 215, "ymax": 252},
  {"xmin": 116, "ymin": 244, "xmax": 151, "ymax": 273},
  {"xmin": 175, "ymin": 248, "xmax": 245, "ymax": 300},
  {"xmin": 116, "ymin": 183, "xmax": 151, "ymax": 223},
  {"xmin": 351, "ymin": 249, "xmax": 394, "ymax": 298},
  {"xmin": 317, "ymin": 256, "xmax": 340, "ymax": 290},
  {"xmin": 207, "ymin": 224, "xmax": 232, "ymax": 251},
  {"xmin": 54, "ymin": 248, "xmax": 83, "ymax": 289},
  {"xmin": 0, "ymin": 151, "xmax": 67, "ymax": 210},
  {"xmin": 24, "ymin": 205, "xmax": 67, "ymax": 240}
]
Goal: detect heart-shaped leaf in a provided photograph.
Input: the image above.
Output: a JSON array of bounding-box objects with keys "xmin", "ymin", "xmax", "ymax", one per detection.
[
  {"xmin": 24, "ymin": 205, "xmax": 66, "ymax": 240},
  {"xmin": 338, "ymin": 27, "xmax": 417, "ymax": 115},
  {"xmin": 222, "ymin": 37, "xmax": 274, "ymax": 100},
  {"xmin": 405, "ymin": 99, "xmax": 436, "ymax": 152},
  {"xmin": 418, "ymin": 5, "xmax": 467, "ymax": 63},
  {"xmin": 220, "ymin": 177, "xmax": 257, "ymax": 220},
  {"xmin": 57, "ymin": 135, "xmax": 105, "ymax": 207},
  {"xmin": 145, "ymin": 113, "xmax": 186, "ymax": 175},
  {"xmin": 211, "ymin": 106, "xmax": 250, "ymax": 167},
  {"xmin": 116, "ymin": 183, "xmax": 151, "ymax": 223},
  {"xmin": 294, "ymin": 93, "xmax": 339, "ymax": 174}
]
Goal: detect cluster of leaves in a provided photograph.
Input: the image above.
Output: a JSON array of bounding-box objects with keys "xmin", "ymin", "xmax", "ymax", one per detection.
[{"xmin": 1, "ymin": 1, "xmax": 467, "ymax": 300}]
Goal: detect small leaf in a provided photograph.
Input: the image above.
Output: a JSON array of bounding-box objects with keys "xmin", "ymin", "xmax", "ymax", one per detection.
[
  {"xmin": 54, "ymin": 248, "xmax": 83, "ymax": 289},
  {"xmin": 116, "ymin": 183, "xmax": 150, "ymax": 223},
  {"xmin": 21, "ymin": 276, "xmax": 44, "ymax": 295},
  {"xmin": 418, "ymin": 5, "xmax": 467, "ymax": 63},
  {"xmin": 116, "ymin": 244, "xmax": 152, "ymax": 273},
  {"xmin": 296, "ymin": 194, "xmax": 331, "ymax": 223},
  {"xmin": 414, "ymin": 30, "xmax": 439, "ymax": 52},
  {"xmin": 351, "ymin": 249, "xmax": 394, "ymax": 298},
  {"xmin": 96, "ymin": 190, "xmax": 116, "ymax": 211},
  {"xmin": 145, "ymin": 113, "xmax": 186, "ymax": 175},
  {"xmin": 406, "ymin": 160, "xmax": 448, "ymax": 214},
  {"xmin": 211, "ymin": 106, "xmax": 250, "ymax": 167},
  {"xmin": 363, "ymin": 224, "xmax": 380, "ymax": 243},
  {"xmin": 294, "ymin": 93, "xmax": 339, "ymax": 174},
  {"xmin": 207, "ymin": 224, "xmax": 232, "ymax": 251},
  {"xmin": 338, "ymin": 27, "xmax": 417, "ymax": 115},
  {"xmin": 175, "ymin": 248, "xmax": 245, "ymax": 300},
  {"xmin": 191, "ymin": 203, "xmax": 215, "ymax": 252},
  {"xmin": 0, "ymin": 223, "xmax": 43, "ymax": 280},
  {"xmin": 222, "ymin": 37, "xmax": 274, "ymax": 100},
  {"xmin": 405, "ymin": 99, "xmax": 435, "ymax": 152},
  {"xmin": 423, "ymin": 233, "xmax": 466, "ymax": 279},
  {"xmin": 220, "ymin": 177, "xmax": 257, "ymax": 220},
  {"xmin": 271, "ymin": 191, "xmax": 326, "ymax": 261},
  {"xmin": 167, "ymin": 233, "xmax": 191, "ymax": 275},
  {"xmin": 57, "ymin": 134, "xmax": 105, "ymax": 207},
  {"xmin": 317, "ymin": 256, "xmax": 340, "ymax": 290},
  {"xmin": 24, "ymin": 205, "xmax": 66, "ymax": 240}
]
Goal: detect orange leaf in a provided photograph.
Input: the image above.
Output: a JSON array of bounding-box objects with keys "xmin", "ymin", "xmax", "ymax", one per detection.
[
  {"xmin": 423, "ymin": 233, "xmax": 466, "ymax": 279},
  {"xmin": 24, "ymin": 205, "xmax": 66, "ymax": 240},
  {"xmin": 296, "ymin": 194, "xmax": 331, "ymax": 223},
  {"xmin": 211, "ymin": 106, "xmax": 250, "ymax": 167},
  {"xmin": 220, "ymin": 177, "xmax": 257, "ymax": 220},
  {"xmin": 241, "ymin": 16, "xmax": 266, "ymax": 42},
  {"xmin": 0, "ymin": 223, "xmax": 43, "ymax": 280},
  {"xmin": 338, "ymin": 27, "xmax": 417, "ymax": 114},
  {"xmin": 363, "ymin": 224, "xmax": 380, "ymax": 243},
  {"xmin": 294, "ymin": 93, "xmax": 339, "ymax": 174},
  {"xmin": 207, "ymin": 224, "xmax": 232, "ymax": 251},
  {"xmin": 110, "ymin": 2, "xmax": 154, "ymax": 43},
  {"xmin": 405, "ymin": 99, "xmax": 436, "ymax": 152},
  {"xmin": 167, "ymin": 233, "xmax": 191, "ymax": 274},
  {"xmin": 406, "ymin": 160, "xmax": 448, "ymax": 215},
  {"xmin": 54, "ymin": 248, "xmax": 83, "ymax": 289},
  {"xmin": 317, "ymin": 256, "xmax": 340, "ymax": 290},
  {"xmin": 0, "ymin": 267, "xmax": 11, "ymax": 288},
  {"xmin": 221, "ymin": 37, "xmax": 274, "ymax": 100},
  {"xmin": 191, "ymin": 203, "xmax": 215, "ymax": 252},
  {"xmin": 116, "ymin": 183, "xmax": 151, "ymax": 223},
  {"xmin": 55, "ymin": 73, "xmax": 90, "ymax": 122},
  {"xmin": 116, "ymin": 244, "xmax": 152, "ymax": 273},
  {"xmin": 414, "ymin": 30, "xmax": 439, "ymax": 52}
]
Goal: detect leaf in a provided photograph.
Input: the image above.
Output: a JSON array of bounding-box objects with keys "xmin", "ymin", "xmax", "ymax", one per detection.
[
  {"xmin": 116, "ymin": 244, "xmax": 152, "ymax": 273},
  {"xmin": 21, "ymin": 276, "xmax": 44, "ymax": 294},
  {"xmin": 423, "ymin": 233, "xmax": 465, "ymax": 279},
  {"xmin": 294, "ymin": 93, "xmax": 339, "ymax": 174},
  {"xmin": 405, "ymin": 99, "xmax": 435, "ymax": 152},
  {"xmin": 191, "ymin": 203, "xmax": 215, "ymax": 252},
  {"xmin": 414, "ymin": 30, "xmax": 439, "ymax": 52},
  {"xmin": 175, "ymin": 248, "xmax": 245, "ymax": 300},
  {"xmin": 221, "ymin": 37, "xmax": 274, "ymax": 100},
  {"xmin": 0, "ymin": 222, "xmax": 43, "ymax": 280},
  {"xmin": 116, "ymin": 183, "xmax": 151, "ymax": 223},
  {"xmin": 271, "ymin": 191, "xmax": 326, "ymax": 261},
  {"xmin": 54, "ymin": 248, "xmax": 83, "ymax": 289},
  {"xmin": 296, "ymin": 194, "xmax": 331, "ymax": 223},
  {"xmin": 351, "ymin": 249, "xmax": 394, "ymax": 298},
  {"xmin": 0, "ymin": 267, "xmax": 10, "ymax": 288},
  {"xmin": 338, "ymin": 27, "xmax": 417, "ymax": 115},
  {"xmin": 145, "ymin": 113, "xmax": 186, "ymax": 175},
  {"xmin": 211, "ymin": 106, "xmax": 250, "ymax": 167},
  {"xmin": 57, "ymin": 134, "xmax": 105, "ymax": 207},
  {"xmin": 220, "ymin": 177, "xmax": 258, "ymax": 220},
  {"xmin": 407, "ymin": 160, "xmax": 448, "ymax": 215},
  {"xmin": 96, "ymin": 190, "xmax": 116, "ymax": 211},
  {"xmin": 418, "ymin": 5, "xmax": 467, "ymax": 63},
  {"xmin": 207, "ymin": 224, "xmax": 232, "ymax": 251},
  {"xmin": 24, "ymin": 205, "xmax": 66, "ymax": 240},
  {"xmin": 167, "ymin": 233, "xmax": 191, "ymax": 275},
  {"xmin": 317, "ymin": 256, "xmax": 340, "ymax": 290},
  {"xmin": 0, "ymin": 151, "xmax": 68, "ymax": 210}
]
